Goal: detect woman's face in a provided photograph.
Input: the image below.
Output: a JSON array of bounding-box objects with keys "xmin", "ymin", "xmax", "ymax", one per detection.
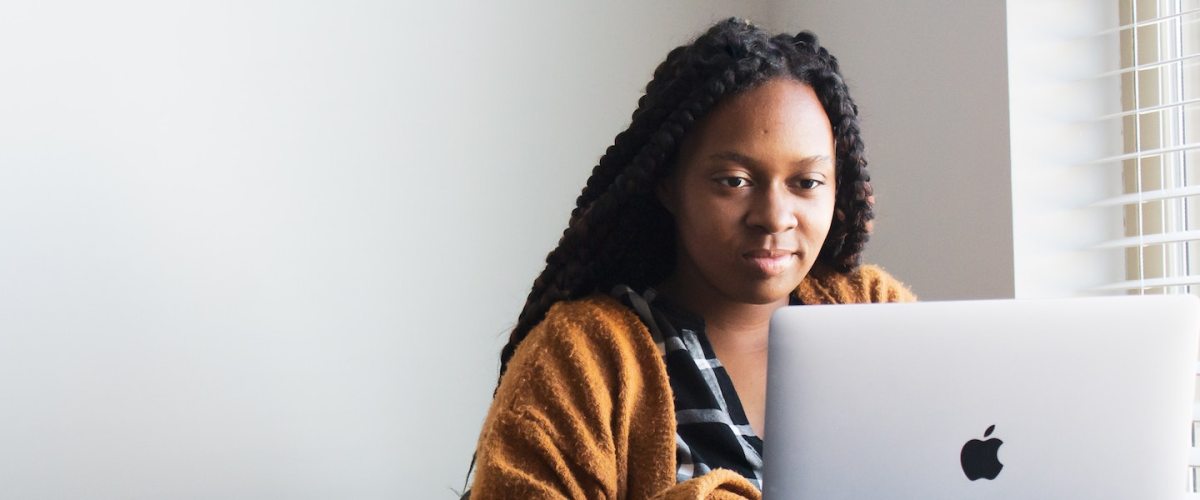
[{"xmin": 659, "ymin": 78, "xmax": 836, "ymax": 306}]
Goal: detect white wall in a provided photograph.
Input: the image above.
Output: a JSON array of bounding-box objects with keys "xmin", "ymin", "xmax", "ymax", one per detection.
[
  {"xmin": 0, "ymin": 2, "xmax": 770, "ymax": 498},
  {"xmin": 764, "ymin": 0, "xmax": 1016, "ymax": 301},
  {"xmin": 1006, "ymin": 0, "xmax": 1127, "ymax": 298},
  {"xmin": 1, "ymin": 1, "xmax": 1038, "ymax": 498}
]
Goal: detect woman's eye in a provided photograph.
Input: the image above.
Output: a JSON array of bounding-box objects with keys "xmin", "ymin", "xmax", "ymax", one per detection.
[
  {"xmin": 797, "ymin": 179, "xmax": 824, "ymax": 189},
  {"xmin": 718, "ymin": 177, "xmax": 751, "ymax": 188}
]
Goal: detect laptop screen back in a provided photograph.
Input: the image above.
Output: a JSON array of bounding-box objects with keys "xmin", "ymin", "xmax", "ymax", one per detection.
[{"xmin": 763, "ymin": 295, "xmax": 1199, "ymax": 499}]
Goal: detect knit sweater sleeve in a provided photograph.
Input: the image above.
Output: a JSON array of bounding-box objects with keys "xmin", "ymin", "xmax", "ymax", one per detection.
[{"xmin": 470, "ymin": 296, "xmax": 763, "ymax": 499}]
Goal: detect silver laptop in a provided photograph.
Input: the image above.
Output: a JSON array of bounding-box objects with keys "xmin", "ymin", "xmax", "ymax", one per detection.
[{"xmin": 763, "ymin": 295, "xmax": 1200, "ymax": 499}]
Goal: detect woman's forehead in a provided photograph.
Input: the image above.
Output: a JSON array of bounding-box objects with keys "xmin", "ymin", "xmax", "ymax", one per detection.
[{"xmin": 678, "ymin": 79, "xmax": 835, "ymax": 169}]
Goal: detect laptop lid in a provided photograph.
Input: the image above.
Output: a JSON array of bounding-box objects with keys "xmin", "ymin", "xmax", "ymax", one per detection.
[{"xmin": 762, "ymin": 295, "xmax": 1199, "ymax": 499}]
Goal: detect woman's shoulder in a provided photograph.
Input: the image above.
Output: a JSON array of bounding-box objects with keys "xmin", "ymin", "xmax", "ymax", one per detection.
[
  {"xmin": 796, "ymin": 262, "xmax": 917, "ymax": 305},
  {"xmin": 543, "ymin": 293, "xmax": 639, "ymax": 325},
  {"xmin": 505, "ymin": 294, "xmax": 660, "ymax": 380},
  {"xmin": 532, "ymin": 294, "xmax": 647, "ymax": 346}
]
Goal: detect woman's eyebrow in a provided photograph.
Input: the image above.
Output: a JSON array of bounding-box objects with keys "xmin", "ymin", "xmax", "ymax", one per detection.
[
  {"xmin": 797, "ymin": 155, "xmax": 834, "ymax": 168},
  {"xmin": 709, "ymin": 151, "xmax": 760, "ymax": 167},
  {"xmin": 708, "ymin": 151, "xmax": 832, "ymax": 168}
]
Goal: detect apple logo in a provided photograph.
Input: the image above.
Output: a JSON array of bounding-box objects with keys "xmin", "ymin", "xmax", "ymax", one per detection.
[{"xmin": 960, "ymin": 424, "xmax": 1004, "ymax": 481}]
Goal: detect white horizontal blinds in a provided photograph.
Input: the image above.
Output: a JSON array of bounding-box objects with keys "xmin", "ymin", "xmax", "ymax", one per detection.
[
  {"xmin": 1093, "ymin": 0, "xmax": 1200, "ymax": 295},
  {"xmin": 1103, "ymin": 1, "xmax": 1200, "ymax": 494}
]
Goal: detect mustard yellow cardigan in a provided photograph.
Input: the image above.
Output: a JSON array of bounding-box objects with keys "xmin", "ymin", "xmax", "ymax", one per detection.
[{"xmin": 469, "ymin": 264, "xmax": 916, "ymax": 499}]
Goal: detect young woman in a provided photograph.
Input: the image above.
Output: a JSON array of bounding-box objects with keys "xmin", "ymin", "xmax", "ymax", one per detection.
[{"xmin": 464, "ymin": 18, "xmax": 915, "ymax": 499}]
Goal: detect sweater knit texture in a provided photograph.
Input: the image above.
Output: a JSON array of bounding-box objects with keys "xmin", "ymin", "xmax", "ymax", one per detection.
[{"xmin": 470, "ymin": 264, "xmax": 916, "ymax": 499}]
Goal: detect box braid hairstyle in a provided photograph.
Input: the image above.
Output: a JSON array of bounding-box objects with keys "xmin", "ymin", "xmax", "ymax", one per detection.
[{"xmin": 495, "ymin": 18, "xmax": 873, "ymax": 386}]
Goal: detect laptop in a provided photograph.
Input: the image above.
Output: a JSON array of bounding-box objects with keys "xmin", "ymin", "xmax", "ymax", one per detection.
[{"xmin": 762, "ymin": 295, "xmax": 1200, "ymax": 499}]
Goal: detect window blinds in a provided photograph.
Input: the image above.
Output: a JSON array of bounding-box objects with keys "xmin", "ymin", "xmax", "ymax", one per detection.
[{"xmin": 1091, "ymin": 1, "xmax": 1200, "ymax": 295}]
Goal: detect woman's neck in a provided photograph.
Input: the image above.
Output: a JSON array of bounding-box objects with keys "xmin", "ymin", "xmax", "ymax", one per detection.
[{"xmin": 655, "ymin": 279, "xmax": 789, "ymax": 355}]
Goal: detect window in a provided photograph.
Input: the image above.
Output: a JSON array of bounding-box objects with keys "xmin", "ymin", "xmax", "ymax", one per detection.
[{"xmin": 1106, "ymin": 0, "xmax": 1200, "ymax": 295}]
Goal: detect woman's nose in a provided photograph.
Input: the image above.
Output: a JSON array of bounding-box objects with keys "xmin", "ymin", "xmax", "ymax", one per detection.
[{"xmin": 745, "ymin": 183, "xmax": 798, "ymax": 234}]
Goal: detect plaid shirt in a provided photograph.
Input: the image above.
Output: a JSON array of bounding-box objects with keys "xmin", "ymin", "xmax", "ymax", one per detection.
[{"xmin": 613, "ymin": 285, "xmax": 797, "ymax": 490}]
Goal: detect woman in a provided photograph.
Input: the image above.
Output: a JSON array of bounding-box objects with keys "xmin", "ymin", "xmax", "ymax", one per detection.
[{"xmin": 465, "ymin": 18, "xmax": 915, "ymax": 499}]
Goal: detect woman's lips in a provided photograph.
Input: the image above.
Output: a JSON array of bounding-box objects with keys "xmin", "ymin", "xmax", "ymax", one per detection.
[{"xmin": 744, "ymin": 250, "xmax": 797, "ymax": 276}]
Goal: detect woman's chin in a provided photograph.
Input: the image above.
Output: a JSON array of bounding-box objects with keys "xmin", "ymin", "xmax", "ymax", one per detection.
[{"xmin": 731, "ymin": 278, "xmax": 803, "ymax": 305}]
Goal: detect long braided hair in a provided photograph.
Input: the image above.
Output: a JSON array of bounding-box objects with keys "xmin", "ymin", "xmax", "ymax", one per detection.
[{"xmin": 496, "ymin": 18, "xmax": 874, "ymax": 383}]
